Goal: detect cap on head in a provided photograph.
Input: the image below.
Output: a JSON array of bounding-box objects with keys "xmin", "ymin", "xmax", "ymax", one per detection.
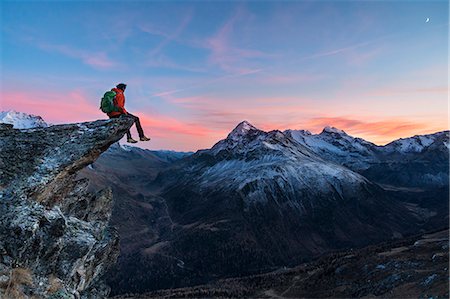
[{"xmin": 116, "ymin": 83, "xmax": 127, "ymax": 91}]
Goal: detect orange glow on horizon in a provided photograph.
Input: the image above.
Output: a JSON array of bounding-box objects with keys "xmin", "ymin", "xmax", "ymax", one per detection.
[{"xmin": 2, "ymin": 90, "xmax": 447, "ymax": 151}]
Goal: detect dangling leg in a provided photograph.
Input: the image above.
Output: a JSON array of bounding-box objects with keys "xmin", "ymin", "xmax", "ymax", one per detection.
[{"xmin": 127, "ymin": 112, "xmax": 150, "ymax": 141}]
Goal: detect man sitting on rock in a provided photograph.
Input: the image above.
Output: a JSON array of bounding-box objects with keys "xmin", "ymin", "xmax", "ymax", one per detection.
[{"xmin": 107, "ymin": 83, "xmax": 151, "ymax": 143}]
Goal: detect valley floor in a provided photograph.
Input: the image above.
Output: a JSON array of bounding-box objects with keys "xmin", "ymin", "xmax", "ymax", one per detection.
[{"xmin": 112, "ymin": 229, "xmax": 449, "ymax": 298}]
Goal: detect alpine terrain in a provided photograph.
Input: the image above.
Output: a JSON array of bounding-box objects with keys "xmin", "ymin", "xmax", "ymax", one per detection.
[
  {"xmin": 2, "ymin": 111, "xmax": 447, "ymax": 298},
  {"xmin": 80, "ymin": 121, "xmax": 448, "ymax": 295}
]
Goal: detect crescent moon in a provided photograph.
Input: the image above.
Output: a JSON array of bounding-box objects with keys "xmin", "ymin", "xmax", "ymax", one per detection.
[{"xmin": 426, "ymin": 18, "xmax": 430, "ymax": 23}]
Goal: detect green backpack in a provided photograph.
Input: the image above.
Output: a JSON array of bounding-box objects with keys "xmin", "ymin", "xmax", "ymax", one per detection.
[{"xmin": 100, "ymin": 91, "xmax": 119, "ymax": 113}]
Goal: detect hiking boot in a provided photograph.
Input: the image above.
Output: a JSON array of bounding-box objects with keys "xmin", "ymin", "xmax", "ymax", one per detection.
[
  {"xmin": 140, "ymin": 136, "xmax": 151, "ymax": 141},
  {"xmin": 127, "ymin": 138, "xmax": 138, "ymax": 143}
]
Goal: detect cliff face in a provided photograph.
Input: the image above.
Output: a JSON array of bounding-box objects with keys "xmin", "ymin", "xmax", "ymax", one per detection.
[{"xmin": 0, "ymin": 118, "xmax": 133, "ymax": 298}]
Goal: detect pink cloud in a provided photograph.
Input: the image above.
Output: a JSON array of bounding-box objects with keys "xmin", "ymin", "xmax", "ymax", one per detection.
[
  {"xmin": 251, "ymin": 72, "xmax": 325, "ymax": 84},
  {"xmin": 3, "ymin": 87, "xmax": 446, "ymax": 151},
  {"xmin": 1, "ymin": 90, "xmax": 102, "ymax": 123},
  {"xmin": 137, "ymin": 113, "xmax": 211, "ymax": 137},
  {"xmin": 365, "ymin": 86, "xmax": 448, "ymax": 97},
  {"xmin": 165, "ymin": 94, "xmax": 447, "ymax": 146},
  {"xmin": 1, "ymin": 89, "xmax": 217, "ymax": 151},
  {"xmin": 414, "ymin": 87, "xmax": 448, "ymax": 94}
]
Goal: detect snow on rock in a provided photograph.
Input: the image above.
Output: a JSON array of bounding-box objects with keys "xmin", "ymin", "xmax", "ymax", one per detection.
[
  {"xmin": 285, "ymin": 126, "xmax": 448, "ymax": 188},
  {"xmin": 0, "ymin": 110, "xmax": 48, "ymax": 129},
  {"xmin": 322, "ymin": 126, "xmax": 347, "ymax": 135},
  {"xmin": 384, "ymin": 134, "xmax": 439, "ymax": 153},
  {"xmin": 210, "ymin": 121, "xmax": 317, "ymax": 160},
  {"xmin": 285, "ymin": 127, "xmax": 378, "ymax": 171},
  {"xmin": 226, "ymin": 120, "xmax": 259, "ymax": 140},
  {"xmin": 119, "ymin": 143, "xmax": 133, "ymax": 152},
  {"xmin": 187, "ymin": 121, "xmax": 373, "ymax": 207}
]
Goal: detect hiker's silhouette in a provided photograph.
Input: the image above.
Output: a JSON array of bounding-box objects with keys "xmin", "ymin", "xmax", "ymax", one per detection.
[{"xmin": 107, "ymin": 83, "xmax": 150, "ymax": 143}]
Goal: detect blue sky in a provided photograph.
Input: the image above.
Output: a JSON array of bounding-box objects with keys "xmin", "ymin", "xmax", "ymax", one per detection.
[{"xmin": 1, "ymin": 0, "xmax": 448, "ymax": 150}]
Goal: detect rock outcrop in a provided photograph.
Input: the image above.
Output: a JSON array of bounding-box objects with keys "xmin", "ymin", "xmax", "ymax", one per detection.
[{"xmin": 0, "ymin": 118, "xmax": 134, "ymax": 298}]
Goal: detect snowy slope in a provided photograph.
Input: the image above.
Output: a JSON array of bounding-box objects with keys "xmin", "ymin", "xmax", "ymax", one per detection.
[
  {"xmin": 285, "ymin": 126, "xmax": 448, "ymax": 187},
  {"xmin": 383, "ymin": 132, "xmax": 447, "ymax": 153},
  {"xmin": 130, "ymin": 120, "xmax": 427, "ymax": 292},
  {"xmin": 285, "ymin": 126, "xmax": 379, "ymax": 171},
  {"xmin": 0, "ymin": 110, "xmax": 48, "ymax": 129},
  {"xmin": 168, "ymin": 121, "xmax": 375, "ymax": 208}
]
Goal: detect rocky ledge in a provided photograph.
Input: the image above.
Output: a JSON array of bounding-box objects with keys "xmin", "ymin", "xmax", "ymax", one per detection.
[{"xmin": 0, "ymin": 118, "xmax": 134, "ymax": 298}]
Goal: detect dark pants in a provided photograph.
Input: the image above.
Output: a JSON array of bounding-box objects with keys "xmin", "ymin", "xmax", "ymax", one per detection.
[{"xmin": 110, "ymin": 113, "xmax": 145, "ymax": 139}]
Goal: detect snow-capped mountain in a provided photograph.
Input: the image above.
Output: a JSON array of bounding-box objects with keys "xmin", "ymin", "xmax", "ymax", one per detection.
[
  {"xmin": 209, "ymin": 120, "xmax": 318, "ymax": 160},
  {"xmin": 107, "ymin": 121, "xmax": 431, "ymax": 294},
  {"xmin": 285, "ymin": 126, "xmax": 378, "ymax": 171},
  {"xmin": 361, "ymin": 130, "xmax": 449, "ymax": 188},
  {"xmin": 0, "ymin": 110, "xmax": 48, "ymax": 129},
  {"xmin": 285, "ymin": 126, "xmax": 449, "ymax": 187},
  {"xmin": 383, "ymin": 131, "xmax": 448, "ymax": 153},
  {"xmin": 196, "ymin": 121, "xmax": 372, "ymax": 207},
  {"xmin": 286, "ymin": 126, "xmax": 448, "ymax": 163}
]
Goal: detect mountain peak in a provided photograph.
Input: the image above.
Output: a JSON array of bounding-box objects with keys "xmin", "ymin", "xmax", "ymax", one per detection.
[
  {"xmin": 0, "ymin": 110, "xmax": 48, "ymax": 129},
  {"xmin": 227, "ymin": 121, "xmax": 259, "ymax": 139},
  {"xmin": 321, "ymin": 126, "xmax": 347, "ymax": 135}
]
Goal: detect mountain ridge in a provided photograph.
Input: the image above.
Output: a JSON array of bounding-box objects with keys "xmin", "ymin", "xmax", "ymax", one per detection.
[
  {"xmin": 1, "ymin": 110, "xmax": 446, "ymax": 152},
  {"xmin": 104, "ymin": 120, "xmax": 447, "ymax": 294},
  {"xmin": 2, "ymin": 112, "xmax": 447, "ymax": 295}
]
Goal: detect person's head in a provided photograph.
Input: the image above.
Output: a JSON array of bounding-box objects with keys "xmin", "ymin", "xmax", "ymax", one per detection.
[{"xmin": 116, "ymin": 83, "xmax": 127, "ymax": 91}]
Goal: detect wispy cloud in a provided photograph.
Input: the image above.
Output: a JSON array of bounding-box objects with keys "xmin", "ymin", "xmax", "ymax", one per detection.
[
  {"xmin": 147, "ymin": 24, "xmax": 389, "ymax": 98},
  {"xmin": 163, "ymin": 94, "xmax": 318, "ymax": 131},
  {"xmin": 138, "ymin": 113, "xmax": 211, "ymax": 137},
  {"xmin": 204, "ymin": 6, "xmax": 276, "ymax": 74},
  {"xmin": 366, "ymin": 86, "xmax": 448, "ymax": 97},
  {"xmin": 164, "ymin": 93, "xmax": 446, "ymax": 145},
  {"xmin": 148, "ymin": 9, "xmax": 193, "ymax": 57},
  {"xmin": 4, "ymin": 24, "xmax": 119, "ymax": 71},
  {"xmin": 139, "ymin": 10, "xmax": 210, "ymax": 73},
  {"xmin": 149, "ymin": 68, "xmax": 263, "ymax": 98},
  {"xmin": 250, "ymin": 72, "xmax": 326, "ymax": 84},
  {"xmin": 37, "ymin": 42, "xmax": 118, "ymax": 70},
  {"xmin": 146, "ymin": 53, "xmax": 207, "ymax": 73}
]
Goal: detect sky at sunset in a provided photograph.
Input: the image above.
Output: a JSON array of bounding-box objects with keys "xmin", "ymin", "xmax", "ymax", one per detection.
[{"xmin": 1, "ymin": 0, "xmax": 448, "ymax": 151}]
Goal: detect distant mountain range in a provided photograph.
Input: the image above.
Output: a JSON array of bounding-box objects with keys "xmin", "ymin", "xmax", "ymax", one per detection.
[
  {"xmin": 285, "ymin": 125, "xmax": 449, "ymax": 188},
  {"xmin": 86, "ymin": 121, "xmax": 447, "ymax": 295},
  {"xmin": 3, "ymin": 112, "xmax": 448, "ymax": 296}
]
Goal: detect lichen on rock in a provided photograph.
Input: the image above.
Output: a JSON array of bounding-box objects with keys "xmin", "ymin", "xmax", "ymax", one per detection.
[{"xmin": 0, "ymin": 117, "xmax": 134, "ymax": 298}]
